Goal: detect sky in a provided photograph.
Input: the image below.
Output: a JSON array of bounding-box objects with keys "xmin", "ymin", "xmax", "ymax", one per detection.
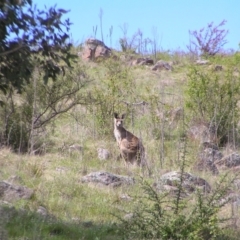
[{"xmin": 37, "ymin": 0, "xmax": 240, "ymax": 52}]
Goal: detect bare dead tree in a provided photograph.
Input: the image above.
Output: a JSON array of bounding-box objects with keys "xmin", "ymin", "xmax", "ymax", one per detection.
[{"xmin": 99, "ymin": 8, "xmax": 104, "ymax": 42}]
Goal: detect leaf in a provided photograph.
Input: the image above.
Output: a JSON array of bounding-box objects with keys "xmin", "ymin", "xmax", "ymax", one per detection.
[{"xmin": 58, "ymin": 9, "xmax": 69, "ymax": 14}]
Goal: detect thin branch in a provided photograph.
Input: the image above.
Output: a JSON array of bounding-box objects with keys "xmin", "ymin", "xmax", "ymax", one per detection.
[
  {"xmin": 0, "ymin": 44, "xmax": 24, "ymax": 56},
  {"xmin": 122, "ymin": 100, "xmax": 149, "ymax": 106}
]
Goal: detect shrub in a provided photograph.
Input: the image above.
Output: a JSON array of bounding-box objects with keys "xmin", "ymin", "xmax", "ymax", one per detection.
[
  {"xmin": 0, "ymin": 105, "xmax": 29, "ymax": 153},
  {"xmin": 0, "ymin": 63, "xmax": 90, "ymax": 153},
  {"xmin": 188, "ymin": 20, "xmax": 228, "ymax": 57},
  {"xmin": 119, "ymin": 26, "xmax": 152, "ymax": 54},
  {"xmin": 118, "ymin": 168, "xmax": 235, "ymax": 239},
  {"xmin": 185, "ymin": 65, "xmax": 240, "ymax": 146}
]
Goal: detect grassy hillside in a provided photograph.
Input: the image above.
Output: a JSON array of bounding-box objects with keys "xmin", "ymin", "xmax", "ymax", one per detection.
[{"xmin": 1, "ymin": 50, "xmax": 240, "ymax": 239}]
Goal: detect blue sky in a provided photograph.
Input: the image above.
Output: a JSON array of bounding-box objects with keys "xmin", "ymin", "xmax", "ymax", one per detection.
[{"xmin": 37, "ymin": 0, "xmax": 240, "ymax": 52}]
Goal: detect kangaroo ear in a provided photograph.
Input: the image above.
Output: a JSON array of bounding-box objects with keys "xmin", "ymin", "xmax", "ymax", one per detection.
[
  {"xmin": 114, "ymin": 112, "xmax": 118, "ymax": 118},
  {"xmin": 121, "ymin": 113, "xmax": 126, "ymax": 119}
]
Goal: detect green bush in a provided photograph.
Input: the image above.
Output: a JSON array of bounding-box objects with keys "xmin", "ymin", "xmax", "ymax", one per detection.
[
  {"xmin": 0, "ymin": 63, "xmax": 89, "ymax": 153},
  {"xmin": 118, "ymin": 173, "xmax": 234, "ymax": 240},
  {"xmin": 0, "ymin": 107, "xmax": 29, "ymax": 152},
  {"xmin": 185, "ymin": 65, "xmax": 240, "ymax": 146}
]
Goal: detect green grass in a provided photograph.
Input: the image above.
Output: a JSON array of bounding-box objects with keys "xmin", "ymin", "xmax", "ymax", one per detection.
[{"xmin": 4, "ymin": 205, "xmax": 120, "ymax": 240}]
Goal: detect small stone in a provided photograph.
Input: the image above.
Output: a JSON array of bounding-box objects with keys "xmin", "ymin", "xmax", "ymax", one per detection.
[
  {"xmin": 37, "ymin": 206, "xmax": 48, "ymax": 216},
  {"xmin": 97, "ymin": 148, "xmax": 110, "ymax": 160}
]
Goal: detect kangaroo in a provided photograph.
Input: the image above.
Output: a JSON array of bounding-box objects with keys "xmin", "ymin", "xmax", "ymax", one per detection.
[{"xmin": 113, "ymin": 112, "xmax": 145, "ymax": 166}]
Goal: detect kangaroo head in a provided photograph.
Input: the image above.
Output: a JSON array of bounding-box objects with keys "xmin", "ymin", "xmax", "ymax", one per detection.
[{"xmin": 114, "ymin": 113, "xmax": 126, "ymax": 128}]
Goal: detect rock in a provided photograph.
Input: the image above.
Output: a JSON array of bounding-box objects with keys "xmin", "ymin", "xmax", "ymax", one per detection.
[
  {"xmin": 203, "ymin": 147, "xmax": 223, "ymax": 161},
  {"xmin": 81, "ymin": 171, "xmax": 135, "ymax": 187},
  {"xmin": 233, "ymin": 179, "xmax": 240, "ymax": 190},
  {"xmin": 202, "ymin": 142, "xmax": 219, "ymax": 150},
  {"xmin": 37, "ymin": 206, "xmax": 48, "ymax": 217},
  {"xmin": 82, "ymin": 221, "xmax": 94, "ymax": 228},
  {"xmin": 69, "ymin": 144, "xmax": 83, "ymax": 152},
  {"xmin": 209, "ymin": 64, "xmax": 223, "ymax": 71},
  {"xmin": 94, "ymin": 45, "xmax": 110, "ymax": 59},
  {"xmin": 81, "ymin": 38, "xmax": 111, "ymax": 61},
  {"xmin": 219, "ymin": 192, "xmax": 240, "ymax": 207},
  {"xmin": 59, "ymin": 143, "xmax": 83, "ymax": 155},
  {"xmin": 214, "ymin": 65, "xmax": 223, "ymax": 71},
  {"xmin": 131, "ymin": 57, "xmax": 154, "ymax": 66},
  {"xmin": 0, "ymin": 181, "xmax": 34, "ymax": 202},
  {"xmin": 188, "ymin": 121, "xmax": 217, "ymax": 144},
  {"xmin": 151, "ymin": 60, "xmax": 173, "ymax": 71},
  {"xmin": 97, "ymin": 148, "xmax": 110, "ymax": 160},
  {"xmin": 56, "ymin": 166, "xmax": 68, "ymax": 173},
  {"xmin": 196, "ymin": 59, "xmax": 209, "ymax": 65},
  {"xmin": 124, "ymin": 213, "xmax": 134, "ymax": 220},
  {"xmin": 215, "ymin": 153, "xmax": 240, "ymax": 168},
  {"xmin": 196, "ymin": 147, "xmax": 222, "ymax": 174},
  {"xmin": 120, "ymin": 194, "xmax": 132, "ymax": 201},
  {"xmin": 153, "ymin": 171, "xmax": 211, "ymax": 197}
]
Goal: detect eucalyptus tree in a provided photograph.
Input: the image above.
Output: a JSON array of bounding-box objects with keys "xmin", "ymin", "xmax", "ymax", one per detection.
[{"xmin": 0, "ymin": 0, "xmax": 90, "ymax": 153}]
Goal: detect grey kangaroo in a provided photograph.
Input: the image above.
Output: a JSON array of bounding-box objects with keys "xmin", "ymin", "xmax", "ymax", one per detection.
[{"xmin": 113, "ymin": 113, "xmax": 145, "ymax": 166}]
